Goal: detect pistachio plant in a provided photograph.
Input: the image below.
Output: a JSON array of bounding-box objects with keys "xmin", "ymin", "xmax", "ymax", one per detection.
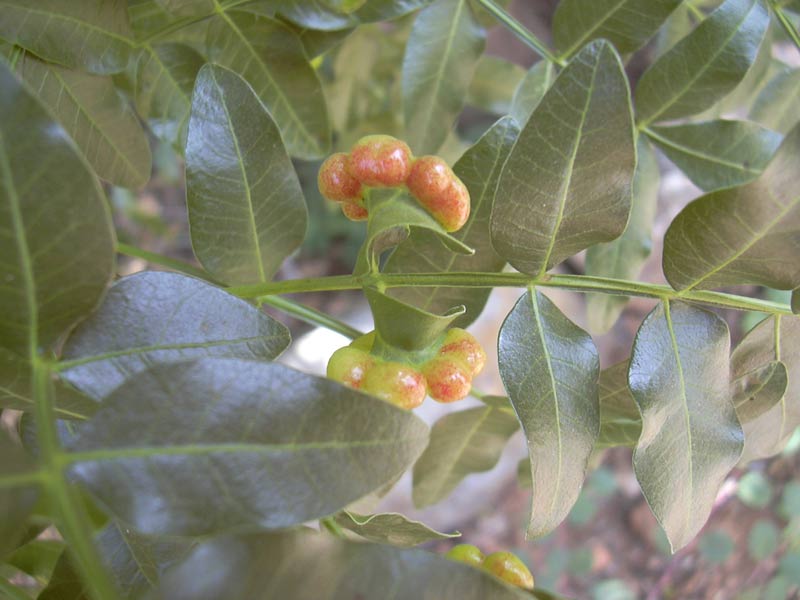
[{"xmin": 1, "ymin": 0, "xmax": 799, "ymax": 599}]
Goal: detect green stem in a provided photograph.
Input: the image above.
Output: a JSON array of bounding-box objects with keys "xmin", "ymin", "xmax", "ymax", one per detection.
[
  {"xmin": 261, "ymin": 296, "xmax": 362, "ymax": 340},
  {"xmin": 31, "ymin": 359, "xmax": 120, "ymax": 600},
  {"xmin": 321, "ymin": 517, "xmax": 347, "ymax": 538},
  {"xmin": 771, "ymin": 1, "xmax": 800, "ymax": 52},
  {"xmin": 473, "ymin": 0, "xmax": 566, "ymax": 66},
  {"xmin": 685, "ymin": 0, "xmax": 706, "ymax": 21},
  {"xmin": 0, "ymin": 576, "xmax": 31, "ymax": 600}
]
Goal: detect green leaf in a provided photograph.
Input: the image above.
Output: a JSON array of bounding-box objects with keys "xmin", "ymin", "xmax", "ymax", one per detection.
[
  {"xmin": 333, "ymin": 511, "xmax": 460, "ymax": 546},
  {"xmin": 185, "ymin": 64, "xmax": 308, "ymax": 284},
  {"xmin": 509, "ymin": 60, "xmax": 554, "ymax": 126},
  {"xmin": 698, "ymin": 530, "xmax": 734, "ymax": 563},
  {"xmin": 60, "ymin": 271, "xmax": 290, "ymax": 400},
  {"xmin": 466, "ymin": 55, "xmax": 525, "ymax": 115},
  {"xmin": 629, "ymin": 301, "xmax": 742, "ymax": 551},
  {"xmin": 133, "ymin": 43, "xmax": 205, "ymax": 151},
  {"xmin": 597, "ymin": 361, "xmax": 642, "ymax": 449},
  {"xmin": 793, "ymin": 288, "xmax": 799, "ymax": 314},
  {"xmin": 153, "ymin": 530, "xmax": 531, "ymax": 599},
  {"xmin": 291, "ymin": 25, "xmax": 354, "ymax": 58},
  {"xmin": 733, "ymin": 315, "xmax": 800, "ymax": 463},
  {"xmin": 412, "ymin": 403, "xmax": 519, "ymax": 508},
  {"xmin": 491, "ymin": 40, "xmax": 635, "ymax": 277},
  {"xmin": 498, "ymin": 290, "xmax": 600, "ymax": 538},
  {"xmin": 356, "ymin": 188, "xmax": 473, "ymax": 275},
  {"xmin": 0, "ymin": 0, "xmax": 134, "ymax": 74},
  {"xmin": 0, "ymin": 60, "xmax": 115, "ymax": 356},
  {"xmin": 385, "ymin": 117, "xmax": 517, "ymax": 327},
  {"xmin": 750, "ymin": 67, "xmax": 800, "ymax": 134},
  {"xmin": 732, "ymin": 360, "xmax": 788, "ymax": 425},
  {"xmin": 355, "ymin": 0, "xmax": 437, "ymax": 22},
  {"xmin": 635, "ymin": 0, "xmax": 769, "ymax": 125},
  {"xmin": 553, "ymin": 0, "xmax": 682, "ymax": 58},
  {"xmin": 205, "ymin": 11, "xmax": 331, "ymax": 159},
  {"xmin": 14, "ymin": 53, "xmax": 151, "ymax": 188},
  {"xmin": 6, "ymin": 539, "xmax": 63, "ymax": 582},
  {"xmin": 662, "ymin": 124, "xmax": 800, "ymax": 292},
  {"xmin": 645, "ymin": 120, "xmax": 781, "ymax": 192},
  {"xmin": 245, "ymin": 0, "xmax": 357, "ymax": 31},
  {"xmin": 0, "ymin": 430, "xmax": 39, "ymax": 559},
  {"xmin": 748, "ymin": 519, "xmax": 779, "ymax": 560},
  {"xmin": 584, "ymin": 137, "xmax": 659, "ymax": 334},
  {"xmin": 402, "ymin": 0, "xmax": 485, "ymax": 154},
  {"xmin": 67, "ymin": 358, "xmax": 429, "ymax": 536},
  {"xmin": 39, "ymin": 521, "xmax": 193, "ymax": 600},
  {"xmin": 0, "ymin": 348, "xmax": 98, "ymax": 420},
  {"xmin": 365, "ymin": 287, "xmax": 463, "ymax": 353}
]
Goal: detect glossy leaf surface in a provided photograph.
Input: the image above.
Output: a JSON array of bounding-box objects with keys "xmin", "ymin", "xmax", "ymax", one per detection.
[
  {"xmin": 663, "ymin": 124, "xmax": 800, "ymax": 291},
  {"xmin": 385, "ymin": 117, "xmax": 517, "ymax": 327},
  {"xmin": 646, "ymin": 120, "xmax": 781, "ymax": 191},
  {"xmin": 498, "ymin": 290, "xmax": 600, "ymax": 537},
  {"xmin": 60, "ymin": 271, "xmax": 290, "ymax": 400},
  {"xmin": 206, "ymin": 11, "xmax": 331, "ymax": 159},
  {"xmin": 0, "ymin": 60, "xmax": 115, "ymax": 355},
  {"xmin": 412, "ymin": 403, "xmax": 519, "ymax": 508},
  {"xmin": 509, "ymin": 61, "xmax": 553, "ymax": 126},
  {"xmin": 597, "ymin": 361, "xmax": 642, "ymax": 449},
  {"xmin": 0, "ymin": 430, "xmax": 39, "ymax": 559},
  {"xmin": 402, "ymin": 0, "xmax": 485, "ymax": 154},
  {"xmin": 67, "ymin": 358, "xmax": 429, "ymax": 536},
  {"xmin": 750, "ymin": 67, "xmax": 800, "ymax": 134},
  {"xmin": 635, "ymin": 0, "xmax": 769, "ymax": 125},
  {"xmin": 491, "ymin": 40, "xmax": 635, "ymax": 276},
  {"xmin": 186, "ymin": 64, "xmax": 308, "ymax": 284},
  {"xmin": 629, "ymin": 302, "xmax": 742, "ymax": 550}
]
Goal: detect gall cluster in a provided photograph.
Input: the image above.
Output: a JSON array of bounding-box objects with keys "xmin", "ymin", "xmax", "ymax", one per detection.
[
  {"xmin": 317, "ymin": 135, "xmax": 471, "ymax": 232},
  {"xmin": 326, "ymin": 328, "xmax": 487, "ymax": 410}
]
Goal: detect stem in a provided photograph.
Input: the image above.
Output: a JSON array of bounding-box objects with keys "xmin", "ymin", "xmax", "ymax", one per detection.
[
  {"xmin": 0, "ymin": 576, "xmax": 30, "ymax": 600},
  {"xmin": 31, "ymin": 359, "xmax": 120, "ymax": 600},
  {"xmin": 321, "ymin": 517, "xmax": 347, "ymax": 538},
  {"xmin": 261, "ymin": 296, "xmax": 362, "ymax": 340},
  {"xmin": 685, "ymin": 0, "xmax": 705, "ymax": 21},
  {"xmin": 771, "ymin": 1, "xmax": 800, "ymax": 52},
  {"xmin": 473, "ymin": 0, "xmax": 566, "ymax": 66}
]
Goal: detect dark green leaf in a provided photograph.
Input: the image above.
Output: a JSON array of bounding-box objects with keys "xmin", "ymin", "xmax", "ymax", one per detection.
[
  {"xmin": 584, "ymin": 137, "xmax": 659, "ymax": 334},
  {"xmin": 154, "ymin": 0, "xmax": 214, "ymax": 17},
  {"xmin": 0, "ymin": 430, "xmax": 39, "ymax": 559},
  {"xmin": 333, "ymin": 511, "xmax": 460, "ymax": 546},
  {"xmin": 15, "ymin": 53, "xmax": 151, "ymax": 188},
  {"xmin": 206, "ymin": 11, "xmax": 331, "ymax": 159},
  {"xmin": 597, "ymin": 361, "xmax": 642, "ymax": 449},
  {"xmin": 0, "ymin": 0, "xmax": 134, "ymax": 74},
  {"xmin": 509, "ymin": 60, "xmax": 554, "ymax": 126},
  {"xmin": 645, "ymin": 120, "xmax": 781, "ymax": 191},
  {"xmin": 134, "ymin": 43, "xmax": 205, "ymax": 150},
  {"xmin": 0, "ymin": 60, "xmax": 115, "ymax": 356},
  {"xmin": 491, "ymin": 40, "xmax": 635, "ymax": 276},
  {"xmin": 153, "ymin": 530, "xmax": 530, "ymax": 599},
  {"xmin": 60, "ymin": 271, "xmax": 290, "ymax": 400},
  {"xmin": 355, "ymin": 0, "xmax": 436, "ymax": 22},
  {"xmin": 0, "ymin": 348, "xmax": 97, "ymax": 419},
  {"xmin": 6, "ymin": 539, "xmax": 63, "ymax": 582},
  {"xmin": 402, "ymin": 0, "xmax": 485, "ymax": 154},
  {"xmin": 186, "ymin": 64, "xmax": 308, "ymax": 284},
  {"xmin": 635, "ymin": 0, "xmax": 769, "ymax": 125},
  {"xmin": 39, "ymin": 521, "xmax": 193, "ymax": 600},
  {"xmin": 750, "ymin": 67, "xmax": 800, "ymax": 134},
  {"xmin": 412, "ymin": 403, "xmax": 519, "ymax": 508},
  {"xmin": 498, "ymin": 290, "xmax": 600, "ymax": 537},
  {"xmin": 662, "ymin": 124, "xmax": 800, "ymax": 292},
  {"xmin": 732, "ymin": 360, "xmax": 788, "ymax": 425},
  {"xmin": 553, "ymin": 0, "xmax": 682, "ymax": 58},
  {"xmin": 245, "ymin": 0, "xmax": 357, "ymax": 31},
  {"xmin": 67, "ymin": 358, "xmax": 429, "ymax": 536},
  {"xmin": 365, "ymin": 287, "xmax": 463, "ymax": 353},
  {"xmin": 356, "ymin": 188, "xmax": 473, "ymax": 275},
  {"xmin": 466, "ymin": 55, "xmax": 525, "ymax": 115},
  {"xmin": 292, "ymin": 26, "xmax": 354, "ymax": 58},
  {"xmin": 793, "ymin": 289, "xmax": 799, "ymax": 314},
  {"xmin": 733, "ymin": 315, "xmax": 800, "ymax": 463},
  {"xmin": 629, "ymin": 301, "xmax": 742, "ymax": 550},
  {"xmin": 385, "ymin": 117, "xmax": 517, "ymax": 327}
]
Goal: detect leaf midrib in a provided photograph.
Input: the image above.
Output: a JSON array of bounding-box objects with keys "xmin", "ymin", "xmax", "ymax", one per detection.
[
  {"xmin": 0, "ymin": 2, "xmax": 133, "ymax": 44},
  {"xmin": 645, "ymin": 126, "xmax": 764, "ymax": 174}
]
